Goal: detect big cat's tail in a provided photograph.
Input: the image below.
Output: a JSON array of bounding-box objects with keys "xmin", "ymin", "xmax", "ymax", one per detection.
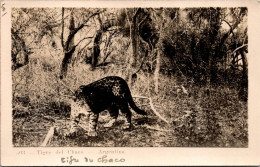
[{"xmin": 128, "ymin": 96, "xmax": 147, "ymax": 115}]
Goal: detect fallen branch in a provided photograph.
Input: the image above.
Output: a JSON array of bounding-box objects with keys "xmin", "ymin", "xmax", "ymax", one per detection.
[
  {"xmin": 149, "ymin": 98, "xmax": 170, "ymax": 125},
  {"xmin": 132, "ymin": 95, "xmax": 170, "ymax": 125},
  {"xmin": 40, "ymin": 126, "xmax": 55, "ymax": 147}
]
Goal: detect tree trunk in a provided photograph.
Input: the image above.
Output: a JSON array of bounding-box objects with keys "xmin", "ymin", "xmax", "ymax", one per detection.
[
  {"xmin": 60, "ymin": 12, "xmax": 75, "ymax": 79},
  {"xmin": 92, "ymin": 22, "xmax": 113, "ymax": 68},
  {"xmin": 11, "ymin": 29, "xmax": 29, "ymax": 70},
  {"xmin": 125, "ymin": 8, "xmax": 142, "ymax": 82},
  {"xmin": 240, "ymin": 49, "xmax": 248, "ymax": 86},
  {"xmin": 59, "ymin": 10, "xmax": 101, "ymax": 79},
  {"xmin": 124, "ymin": 8, "xmax": 140, "ymax": 84},
  {"xmin": 61, "ymin": 8, "xmax": 65, "ymax": 48},
  {"xmin": 60, "ymin": 46, "xmax": 76, "ymax": 79},
  {"xmin": 125, "ymin": 9, "xmax": 133, "ymax": 84},
  {"xmin": 239, "ymin": 49, "xmax": 248, "ymax": 100},
  {"xmin": 154, "ymin": 49, "xmax": 161, "ymax": 93},
  {"xmin": 206, "ymin": 53, "xmax": 212, "ymax": 88},
  {"xmin": 68, "ymin": 12, "xmax": 75, "ymax": 50},
  {"xmin": 92, "ymin": 29, "xmax": 102, "ymax": 69},
  {"xmin": 131, "ymin": 11, "xmax": 139, "ymax": 66},
  {"xmin": 206, "ymin": 8, "xmax": 221, "ymax": 88},
  {"xmin": 154, "ymin": 22, "xmax": 163, "ymax": 93}
]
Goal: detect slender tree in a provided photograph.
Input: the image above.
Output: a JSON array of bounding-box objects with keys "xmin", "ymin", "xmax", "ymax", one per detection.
[{"xmin": 59, "ymin": 8, "xmax": 104, "ymax": 79}]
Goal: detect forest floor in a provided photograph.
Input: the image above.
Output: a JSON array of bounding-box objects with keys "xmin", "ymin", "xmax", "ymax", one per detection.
[
  {"xmin": 13, "ymin": 81, "xmax": 248, "ymax": 147},
  {"xmin": 12, "ymin": 55, "xmax": 248, "ymax": 147},
  {"xmin": 13, "ymin": 111, "xmax": 176, "ymax": 147}
]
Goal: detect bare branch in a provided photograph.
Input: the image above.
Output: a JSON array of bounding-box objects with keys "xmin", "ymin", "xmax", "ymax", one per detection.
[
  {"xmin": 233, "ymin": 58, "xmax": 243, "ymax": 64},
  {"xmin": 65, "ymin": 10, "xmax": 105, "ymax": 50},
  {"xmin": 132, "ymin": 96, "xmax": 170, "ymax": 125},
  {"xmin": 61, "ymin": 8, "xmax": 65, "ymax": 48},
  {"xmin": 102, "ymin": 50, "xmax": 113, "ymax": 63},
  {"xmin": 138, "ymin": 14, "xmax": 149, "ymax": 28},
  {"xmin": 74, "ymin": 36, "xmax": 94, "ymax": 48},
  {"xmin": 222, "ymin": 19, "xmax": 234, "ymax": 36},
  {"xmin": 232, "ymin": 44, "xmax": 248, "ymax": 54}
]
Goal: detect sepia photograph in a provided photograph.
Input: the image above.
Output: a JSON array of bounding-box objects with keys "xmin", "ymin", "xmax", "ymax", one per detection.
[
  {"xmin": 1, "ymin": 0, "xmax": 260, "ymax": 166},
  {"xmin": 12, "ymin": 7, "xmax": 248, "ymax": 147}
]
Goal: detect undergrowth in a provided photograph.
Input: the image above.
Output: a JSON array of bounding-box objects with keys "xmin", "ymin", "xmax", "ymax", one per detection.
[{"xmin": 12, "ymin": 54, "xmax": 248, "ymax": 147}]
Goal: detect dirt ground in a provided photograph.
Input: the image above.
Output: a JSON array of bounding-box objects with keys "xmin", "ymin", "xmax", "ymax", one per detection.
[{"xmin": 13, "ymin": 109, "xmax": 177, "ymax": 147}]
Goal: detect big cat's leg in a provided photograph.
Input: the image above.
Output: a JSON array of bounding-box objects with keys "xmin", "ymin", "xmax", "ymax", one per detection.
[
  {"xmin": 119, "ymin": 102, "xmax": 132, "ymax": 130},
  {"xmin": 88, "ymin": 112, "xmax": 99, "ymax": 136},
  {"xmin": 66, "ymin": 99, "xmax": 90, "ymax": 137},
  {"xmin": 104, "ymin": 105, "xmax": 118, "ymax": 128}
]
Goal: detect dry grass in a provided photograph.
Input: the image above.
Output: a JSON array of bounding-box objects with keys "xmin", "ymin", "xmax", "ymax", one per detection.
[{"xmin": 12, "ymin": 53, "xmax": 248, "ymax": 147}]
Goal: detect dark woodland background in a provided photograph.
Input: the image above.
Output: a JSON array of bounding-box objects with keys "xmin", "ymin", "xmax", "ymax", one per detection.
[{"xmin": 12, "ymin": 7, "xmax": 248, "ymax": 147}]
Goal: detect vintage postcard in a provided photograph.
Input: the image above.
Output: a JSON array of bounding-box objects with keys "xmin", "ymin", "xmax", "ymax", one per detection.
[{"xmin": 1, "ymin": 0, "xmax": 260, "ymax": 166}]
